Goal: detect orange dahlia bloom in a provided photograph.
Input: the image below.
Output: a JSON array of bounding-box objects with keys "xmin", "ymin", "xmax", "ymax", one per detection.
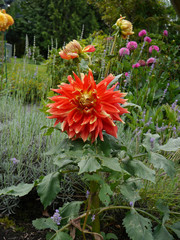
[
  {"xmin": 59, "ymin": 40, "xmax": 95, "ymax": 60},
  {"xmin": 47, "ymin": 70, "xmax": 129, "ymax": 143},
  {"xmin": 0, "ymin": 9, "xmax": 14, "ymax": 31}
]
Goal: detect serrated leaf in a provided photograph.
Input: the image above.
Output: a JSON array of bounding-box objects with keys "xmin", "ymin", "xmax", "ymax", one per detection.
[
  {"xmin": 153, "ymin": 225, "xmax": 174, "ymax": 240},
  {"xmin": 78, "ymin": 155, "xmax": 101, "ymax": 174},
  {"xmin": 120, "ymin": 181, "xmax": 141, "ymax": 203},
  {"xmin": 123, "ymin": 160, "xmax": 155, "ymax": 183},
  {"xmin": 149, "ymin": 152, "xmax": 175, "ymax": 178},
  {"xmin": 99, "ymin": 183, "xmax": 113, "ymax": 206},
  {"xmin": 123, "ymin": 209, "xmax": 154, "ymax": 240},
  {"xmin": 169, "ymin": 221, "xmax": 180, "ymax": 238},
  {"xmin": 158, "ymin": 137, "xmax": 180, "ymax": 152},
  {"xmin": 32, "ymin": 218, "xmax": 58, "ymax": 231},
  {"xmin": 99, "ymin": 155, "xmax": 122, "ymax": 172},
  {"xmin": 142, "ymin": 133, "xmax": 160, "ymax": 152},
  {"xmin": 37, "ymin": 172, "xmax": 61, "ymax": 209},
  {"xmin": 50, "ymin": 231, "xmax": 72, "ymax": 240},
  {"xmin": 0, "ymin": 183, "xmax": 34, "ymax": 197},
  {"xmin": 60, "ymin": 201, "xmax": 82, "ymax": 226}
]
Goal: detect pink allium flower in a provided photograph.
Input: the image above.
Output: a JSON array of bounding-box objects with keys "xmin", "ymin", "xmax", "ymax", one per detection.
[
  {"xmin": 138, "ymin": 29, "xmax": 147, "ymax": 37},
  {"xmin": 138, "ymin": 60, "xmax": 146, "ymax": 67},
  {"xmin": 119, "ymin": 47, "xmax": 130, "ymax": 57},
  {"xmin": 149, "ymin": 45, "xmax": 159, "ymax": 53},
  {"xmin": 125, "ymin": 72, "xmax": 129, "ymax": 77},
  {"xmin": 144, "ymin": 36, "xmax": 152, "ymax": 43},
  {"xmin": 126, "ymin": 41, "xmax": 138, "ymax": 51},
  {"xmin": 132, "ymin": 63, "xmax": 140, "ymax": 68},
  {"xmin": 163, "ymin": 30, "xmax": 168, "ymax": 37},
  {"xmin": 146, "ymin": 57, "xmax": 156, "ymax": 66}
]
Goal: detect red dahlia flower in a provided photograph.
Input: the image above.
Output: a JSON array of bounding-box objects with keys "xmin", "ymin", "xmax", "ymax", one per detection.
[
  {"xmin": 47, "ymin": 70, "xmax": 129, "ymax": 143},
  {"xmin": 59, "ymin": 40, "xmax": 95, "ymax": 60}
]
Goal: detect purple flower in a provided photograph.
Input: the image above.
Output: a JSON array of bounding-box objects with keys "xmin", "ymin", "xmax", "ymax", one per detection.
[
  {"xmin": 138, "ymin": 29, "xmax": 147, "ymax": 37},
  {"xmin": 119, "ymin": 47, "xmax": 130, "ymax": 57},
  {"xmin": 150, "ymin": 137, "xmax": 155, "ymax": 149},
  {"xmin": 129, "ymin": 201, "xmax": 134, "ymax": 207},
  {"xmin": 91, "ymin": 215, "xmax": 95, "ymax": 222},
  {"xmin": 51, "ymin": 209, "xmax": 62, "ymax": 225},
  {"xmin": 163, "ymin": 30, "xmax": 168, "ymax": 37},
  {"xmin": 146, "ymin": 57, "xmax": 156, "ymax": 66},
  {"xmin": 10, "ymin": 158, "xmax": 20, "ymax": 164},
  {"xmin": 149, "ymin": 45, "xmax": 159, "ymax": 53},
  {"xmin": 86, "ymin": 190, "xmax": 90, "ymax": 199},
  {"xmin": 144, "ymin": 36, "xmax": 152, "ymax": 43},
  {"xmin": 126, "ymin": 41, "xmax": 138, "ymax": 51}
]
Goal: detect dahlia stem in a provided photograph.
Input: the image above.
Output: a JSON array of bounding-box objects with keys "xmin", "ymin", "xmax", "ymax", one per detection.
[
  {"xmin": 77, "ymin": 62, "xmax": 81, "ymax": 79},
  {"xmin": 90, "ymin": 180, "xmax": 100, "ymax": 235},
  {"xmin": 104, "ymin": 33, "xmax": 118, "ymax": 78}
]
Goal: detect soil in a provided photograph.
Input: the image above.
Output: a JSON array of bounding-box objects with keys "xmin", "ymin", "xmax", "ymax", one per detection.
[{"xmin": 0, "ymin": 191, "xmax": 130, "ymax": 240}]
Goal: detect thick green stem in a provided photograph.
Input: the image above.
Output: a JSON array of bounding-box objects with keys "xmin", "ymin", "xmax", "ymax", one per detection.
[
  {"xmin": 90, "ymin": 180, "xmax": 100, "ymax": 234},
  {"xmin": 104, "ymin": 33, "xmax": 118, "ymax": 77}
]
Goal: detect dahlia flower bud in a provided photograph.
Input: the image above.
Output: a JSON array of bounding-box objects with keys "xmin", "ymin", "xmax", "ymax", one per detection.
[
  {"xmin": 144, "ymin": 36, "xmax": 152, "ymax": 43},
  {"xmin": 119, "ymin": 47, "xmax": 130, "ymax": 57},
  {"xmin": 149, "ymin": 45, "xmax": 159, "ymax": 54},
  {"xmin": 163, "ymin": 30, "xmax": 168, "ymax": 37},
  {"xmin": 138, "ymin": 29, "xmax": 147, "ymax": 37},
  {"xmin": 138, "ymin": 60, "xmax": 146, "ymax": 67},
  {"xmin": 59, "ymin": 40, "xmax": 95, "ymax": 60},
  {"xmin": 126, "ymin": 41, "xmax": 138, "ymax": 51},
  {"xmin": 132, "ymin": 63, "xmax": 140, "ymax": 68},
  {"xmin": 146, "ymin": 57, "xmax": 156, "ymax": 66},
  {"xmin": 115, "ymin": 16, "xmax": 134, "ymax": 39}
]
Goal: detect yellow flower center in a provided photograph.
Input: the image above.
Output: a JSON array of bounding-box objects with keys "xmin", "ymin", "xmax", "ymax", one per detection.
[{"xmin": 78, "ymin": 92, "xmax": 96, "ymax": 108}]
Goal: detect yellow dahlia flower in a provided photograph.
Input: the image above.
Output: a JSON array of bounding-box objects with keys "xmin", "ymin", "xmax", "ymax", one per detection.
[
  {"xmin": 115, "ymin": 16, "xmax": 134, "ymax": 39},
  {"xmin": 0, "ymin": 9, "xmax": 14, "ymax": 32}
]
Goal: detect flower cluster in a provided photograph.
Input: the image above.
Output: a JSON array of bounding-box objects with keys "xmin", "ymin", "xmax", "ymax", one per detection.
[
  {"xmin": 0, "ymin": 9, "xmax": 14, "ymax": 32},
  {"xmin": 51, "ymin": 209, "xmax": 62, "ymax": 225},
  {"xmin": 47, "ymin": 70, "xmax": 129, "ymax": 143}
]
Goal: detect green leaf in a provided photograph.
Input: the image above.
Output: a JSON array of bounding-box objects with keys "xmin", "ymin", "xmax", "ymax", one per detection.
[
  {"xmin": 50, "ymin": 231, "xmax": 72, "ymax": 240},
  {"xmin": 78, "ymin": 155, "xmax": 101, "ymax": 174},
  {"xmin": 158, "ymin": 137, "xmax": 180, "ymax": 152},
  {"xmin": 0, "ymin": 183, "xmax": 34, "ymax": 197},
  {"xmin": 98, "ymin": 155, "xmax": 122, "ymax": 172},
  {"xmin": 124, "ymin": 102, "xmax": 142, "ymax": 111},
  {"xmin": 37, "ymin": 172, "xmax": 61, "ymax": 209},
  {"xmin": 142, "ymin": 133, "xmax": 160, "ymax": 152},
  {"xmin": 106, "ymin": 233, "xmax": 118, "ymax": 239},
  {"xmin": 60, "ymin": 201, "xmax": 82, "ymax": 226},
  {"xmin": 32, "ymin": 218, "xmax": 58, "ymax": 231},
  {"xmin": 169, "ymin": 221, "xmax": 180, "ymax": 238},
  {"xmin": 156, "ymin": 199, "xmax": 170, "ymax": 224},
  {"xmin": 120, "ymin": 181, "xmax": 142, "ymax": 203},
  {"xmin": 153, "ymin": 225, "xmax": 174, "ymax": 240},
  {"xmin": 123, "ymin": 160, "xmax": 155, "ymax": 183},
  {"xmin": 149, "ymin": 152, "xmax": 175, "ymax": 178},
  {"xmin": 99, "ymin": 183, "xmax": 113, "ymax": 206},
  {"xmin": 123, "ymin": 209, "xmax": 154, "ymax": 240},
  {"xmin": 83, "ymin": 173, "xmax": 104, "ymax": 184},
  {"xmin": 53, "ymin": 158, "xmax": 74, "ymax": 169}
]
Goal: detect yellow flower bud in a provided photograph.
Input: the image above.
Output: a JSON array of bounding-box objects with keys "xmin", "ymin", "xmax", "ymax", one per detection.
[{"xmin": 115, "ymin": 16, "xmax": 134, "ymax": 39}]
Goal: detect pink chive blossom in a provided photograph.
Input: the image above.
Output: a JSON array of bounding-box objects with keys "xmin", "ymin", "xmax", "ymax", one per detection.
[
  {"xmin": 146, "ymin": 57, "xmax": 156, "ymax": 66},
  {"xmin": 125, "ymin": 72, "xmax": 129, "ymax": 77},
  {"xmin": 119, "ymin": 47, "xmax": 130, "ymax": 57},
  {"xmin": 163, "ymin": 30, "xmax": 168, "ymax": 36},
  {"xmin": 138, "ymin": 29, "xmax": 147, "ymax": 37},
  {"xmin": 138, "ymin": 60, "xmax": 146, "ymax": 67},
  {"xmin": 132, "ymin": 63, "xmax": 140, "ymax": 68},
  {"xmin": 126, "ymin": 41, "xmax": 138, "ymax": 51},
  {"xmin": 144, "ymin": 36, "xmax": 152, "ymax": 43},
  {"xmin": 149, "ymin": 45, "xmax": 159, "ymax": 53}
]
